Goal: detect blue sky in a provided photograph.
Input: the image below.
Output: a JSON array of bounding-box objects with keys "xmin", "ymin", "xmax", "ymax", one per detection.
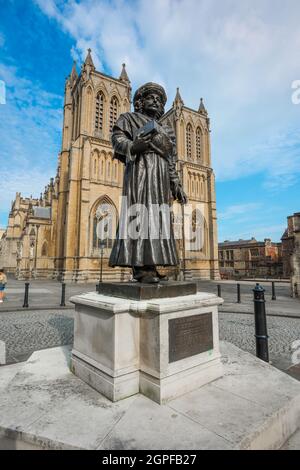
[{"xmin": 0, "ymin": 0, "xmax": 300, "ymax": 242}]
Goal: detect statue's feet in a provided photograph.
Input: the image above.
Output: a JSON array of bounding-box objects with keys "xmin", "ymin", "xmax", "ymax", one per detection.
[
  {"xmin": 132, "ymin": 266, "xmax": 164, "ymax": 283},
  {"xmin": 139, "ymin": 274, "xmax": 160, "ymax": 284},
  {"xmin": 155, "ymin": 270, "xmax": 169, "ymax": 281}
]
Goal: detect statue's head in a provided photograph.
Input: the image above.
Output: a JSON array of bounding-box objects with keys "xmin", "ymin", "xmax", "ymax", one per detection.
[{"xmin": 133, "ymin": 82, "xmax": 167, "ymax": 119}]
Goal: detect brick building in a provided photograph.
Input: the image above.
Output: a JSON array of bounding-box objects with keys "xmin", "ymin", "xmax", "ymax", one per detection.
[{"xmin": 218, "ymin": 237, "xmax": 282, "ymax": 279}]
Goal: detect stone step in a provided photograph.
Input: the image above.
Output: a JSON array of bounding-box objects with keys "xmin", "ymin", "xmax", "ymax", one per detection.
[{"xmin": 0, "ymin": 342, "xmax": 300, "ymax": 450}]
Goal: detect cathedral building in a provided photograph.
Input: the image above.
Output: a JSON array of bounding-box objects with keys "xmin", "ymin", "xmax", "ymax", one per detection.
[
  {"xmin": 0, "ymin": 50, "xmax": 219, "ymax": 282},
  {"xmin": 281, "ymin": 212, "xmax": 300, "ymax": 297}
]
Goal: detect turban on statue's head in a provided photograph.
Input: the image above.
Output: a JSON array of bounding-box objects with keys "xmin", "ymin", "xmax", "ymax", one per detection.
[{"xmin": 133, "ymin": 82, "xmax": 167, "ymax": 111}]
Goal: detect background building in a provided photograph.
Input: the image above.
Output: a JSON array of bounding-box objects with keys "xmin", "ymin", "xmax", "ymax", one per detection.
[
  {"xmin": 281, "ymin": 213, "xmax": 300, "ymax": 297},
  {"xmin": 0, "ymin": 51, "xmax": 219, "ymax": 282},
  {"xmin": 218, "ymin": 237, "xmax": 282, "ymax": 279}
]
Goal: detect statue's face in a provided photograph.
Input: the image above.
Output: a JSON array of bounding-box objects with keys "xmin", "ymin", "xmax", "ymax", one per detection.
[{"xmin": 142, "ymin": 92, "xmax": 163, "ymax": 118}]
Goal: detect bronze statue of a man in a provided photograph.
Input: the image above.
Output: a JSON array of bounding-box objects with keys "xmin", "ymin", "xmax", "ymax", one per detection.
[{"xmin": 109, "ymin": 82, "xmax": 187, "ymax": 283}]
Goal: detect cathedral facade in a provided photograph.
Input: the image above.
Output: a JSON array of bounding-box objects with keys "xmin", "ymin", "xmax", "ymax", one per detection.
[{"xmin": 0, "ymin": 50, "xmax": 219, "ymax": 282}]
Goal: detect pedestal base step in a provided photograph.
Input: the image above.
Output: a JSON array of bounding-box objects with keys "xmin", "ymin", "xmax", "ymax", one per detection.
[
  {"xmin": 97, "ymin": 281, "xmax": 197, "ymax": 300},
  {"xmin": 1, "ymin": 343, "xmax": 300, "ymax": 450}
]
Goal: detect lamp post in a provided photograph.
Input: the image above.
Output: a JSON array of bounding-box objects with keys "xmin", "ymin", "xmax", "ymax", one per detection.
[
  {"xmin": 99, "ymin": 240, "xmax": 106, "ymax": 284},
  {"xmin": 34, "ymin": 224, "xmax": 40, "ymax": 278}
]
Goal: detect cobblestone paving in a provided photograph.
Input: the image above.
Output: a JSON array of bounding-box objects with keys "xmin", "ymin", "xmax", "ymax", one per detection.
[
  {"xmin": 1, "ymin": 308, "xmax": 300, "ymax": 369},
  {"xmin": 219, "ymin": 312, "xmax": 300, "ymax": 368},
  {"xmin": 0, "ymin": 309, "xmax": 74, "ymax": 363}
]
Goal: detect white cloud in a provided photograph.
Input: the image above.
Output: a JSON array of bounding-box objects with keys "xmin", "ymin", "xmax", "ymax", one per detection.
[
  {"xmin": 34, "ymin": 0, "xmax": 300, "ymax": 190},
  {"xmin": 0, "ymin": 62, "xmax": 63, "ymax": 224},
  {"xmin": 0, "ymin": 168, "xmax": 53, "ymax": 210},
  {"xmin": 219, "ymin": 203, "xmax": 262, "ymax": 221}
]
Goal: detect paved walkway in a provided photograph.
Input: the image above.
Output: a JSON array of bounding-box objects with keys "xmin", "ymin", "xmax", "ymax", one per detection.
[
  {"xmin": 0, "ymin": 309, "xmax": 74, "ymax": 363},
  {"xmin": 0, "ymin": 278, "xmax": 96, "ymax": 311},
  {"xmin": 1, "ymin": 306, "xmax": 300, "ymax": 373},
  {"xmin": 197, "ymin": 280, "xmax": 300, "ymax": 318},
  {"xmin": 219, "ymin": 312, "xmax": 300, "ymax": 371},
  {"xmin": 1, "ymin": 278, "xmax": 299, "ymax": 316}
]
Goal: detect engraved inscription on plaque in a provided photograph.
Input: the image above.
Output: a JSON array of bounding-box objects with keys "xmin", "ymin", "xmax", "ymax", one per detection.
[{"xmin": 169, "ymin": 312, "xmax": 213, "ymax": 363}]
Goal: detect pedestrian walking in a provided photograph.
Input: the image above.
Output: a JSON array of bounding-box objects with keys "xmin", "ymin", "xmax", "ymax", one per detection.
[{"xmin": 0, "ymin": 268, "xmax": 7, "ymax": 303}]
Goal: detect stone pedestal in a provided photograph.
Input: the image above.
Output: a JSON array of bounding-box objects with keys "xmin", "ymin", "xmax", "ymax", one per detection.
[{"xmin": 70, "ymin": 283, "xmax": 223, "ymax": 404}]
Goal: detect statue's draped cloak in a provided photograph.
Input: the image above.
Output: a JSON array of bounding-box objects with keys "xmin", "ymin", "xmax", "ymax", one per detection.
[{"xmin": 109, "ymin": 112, "xmax": 180, "ymax": 268}]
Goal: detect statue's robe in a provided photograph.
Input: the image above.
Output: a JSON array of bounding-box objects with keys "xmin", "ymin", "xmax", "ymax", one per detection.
[{"xmin": 109, "ymin": 111, "xmax": 181, "ymax": 268}]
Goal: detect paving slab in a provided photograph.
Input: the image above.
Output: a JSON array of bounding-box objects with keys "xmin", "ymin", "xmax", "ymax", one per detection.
[
  {"xmin": 0, "ymin": 362, "xmax": 23, "ymax": 391},
  {"xmin": 0, "ymin": 341, "xmax": 299, "ymax": 450},
  {"xmin": 99, "ymin": 395, "xmax": 231, "ymax": 450}
]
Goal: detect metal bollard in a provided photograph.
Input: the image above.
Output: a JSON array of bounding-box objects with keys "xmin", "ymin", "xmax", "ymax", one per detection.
[
  {"xmin": 60, "ymin": 283, "xmax": 66, "ymax": 307},
  {"xmin": 23, "ymin": 282, "xmax": 29, "ymax": 308},
  {"xmin": 217, "ymin": 284, "xmax": 221, "ymax": 297},
  {"xmin": 271, "ymin": 281, "xmax": 276, "ymax": 301},
  {"xmin": 237, "ymin": 283, "xmax": 241, "ymax": 303},
  {"xmin": 96, "ymin": 283, "xmax": 100, "ymax": 294},
  {"xmin": 253, "ymin": 283, "xmax": 269, "ymax": 362}
]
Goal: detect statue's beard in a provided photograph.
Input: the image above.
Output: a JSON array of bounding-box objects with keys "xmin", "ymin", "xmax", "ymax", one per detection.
[{"xmin": 143, "ymin": 106, "xmax": 164, "ymax": 120}]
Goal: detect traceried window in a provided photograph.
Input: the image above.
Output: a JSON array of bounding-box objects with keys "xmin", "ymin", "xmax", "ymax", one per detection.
[
  {"xmin": 95, "ymin": 92, "xmax": 104, "ymax": 132},
  {"xmin": 186, "ymin": 124, "xmax": 192, "ymax": 159},
  {"xmin": 188, "ymin": 209, "xmax": 207, "ymax": 253},
  {"xmin": 109, "ymin": 96, "xmax": 118, "ymax": 132},
  {"xmin": 93, "ymin": 216, "xmax": 113, "ymax": 249},
  {"xmin": 92, "ymin": 199, "xmax": 118, "ymax": 253},
  {"xmin": 196, "ymin": 127, "xmax": 201, "ymax": 160}
]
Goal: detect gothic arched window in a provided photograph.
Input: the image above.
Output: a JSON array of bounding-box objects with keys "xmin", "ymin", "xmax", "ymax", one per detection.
[
  {"xmin": 92, "ymin": 199, "xmax": 118, "ymax": 252},
  {"xmin": 196, "ymin": 127, "xmax": 201, "ymax": 160},
  {"xmin": 186, "ymin": 124, "xmax": 192, "ymax": 159},
  {"xmin": 95, "ymin": 92, "xmax": 104, "ymax": 132},
  {"xmin": 188, "ymin": 209, "xmax": 207, "ymax": 253},
  {"xmin": 109, "ymin": 96, "xmax": 118, "ymax": 132}
]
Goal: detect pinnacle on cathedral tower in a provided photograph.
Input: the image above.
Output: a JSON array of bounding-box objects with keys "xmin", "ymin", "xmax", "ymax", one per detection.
[
  {"xmin": 70, "ymin": 61, "xmax": 78, "ymax": 83},
  {"xmin": 173, "ymin": 87, "xmax": 184, "ymax": 105},
  {"xmin": 173, "ymin": 87, "xmax": 184, "ymax": 120},
  {"xmin": 119, "ymin": 63, "xmax": 130, "ymax": 83},
  {"xmin": 84, "ymin": 48, "xmax": 95, "ymax": 70},
  {"xmin": 81, "ymin": 48, "xmax": 95, "ymax": 80},
  {"xmin": 198, "ymin": 97, "xmax": 208, "ymax": 115}
]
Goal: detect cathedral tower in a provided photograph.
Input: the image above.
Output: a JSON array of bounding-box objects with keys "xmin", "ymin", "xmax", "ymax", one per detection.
[
  {"xmin": 0, "ymin": 51, "xmax": 219, "ymax": 281},
  {"xmin": 55, "ymin": 50, "xmax": 131, "ymax": 281}
]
